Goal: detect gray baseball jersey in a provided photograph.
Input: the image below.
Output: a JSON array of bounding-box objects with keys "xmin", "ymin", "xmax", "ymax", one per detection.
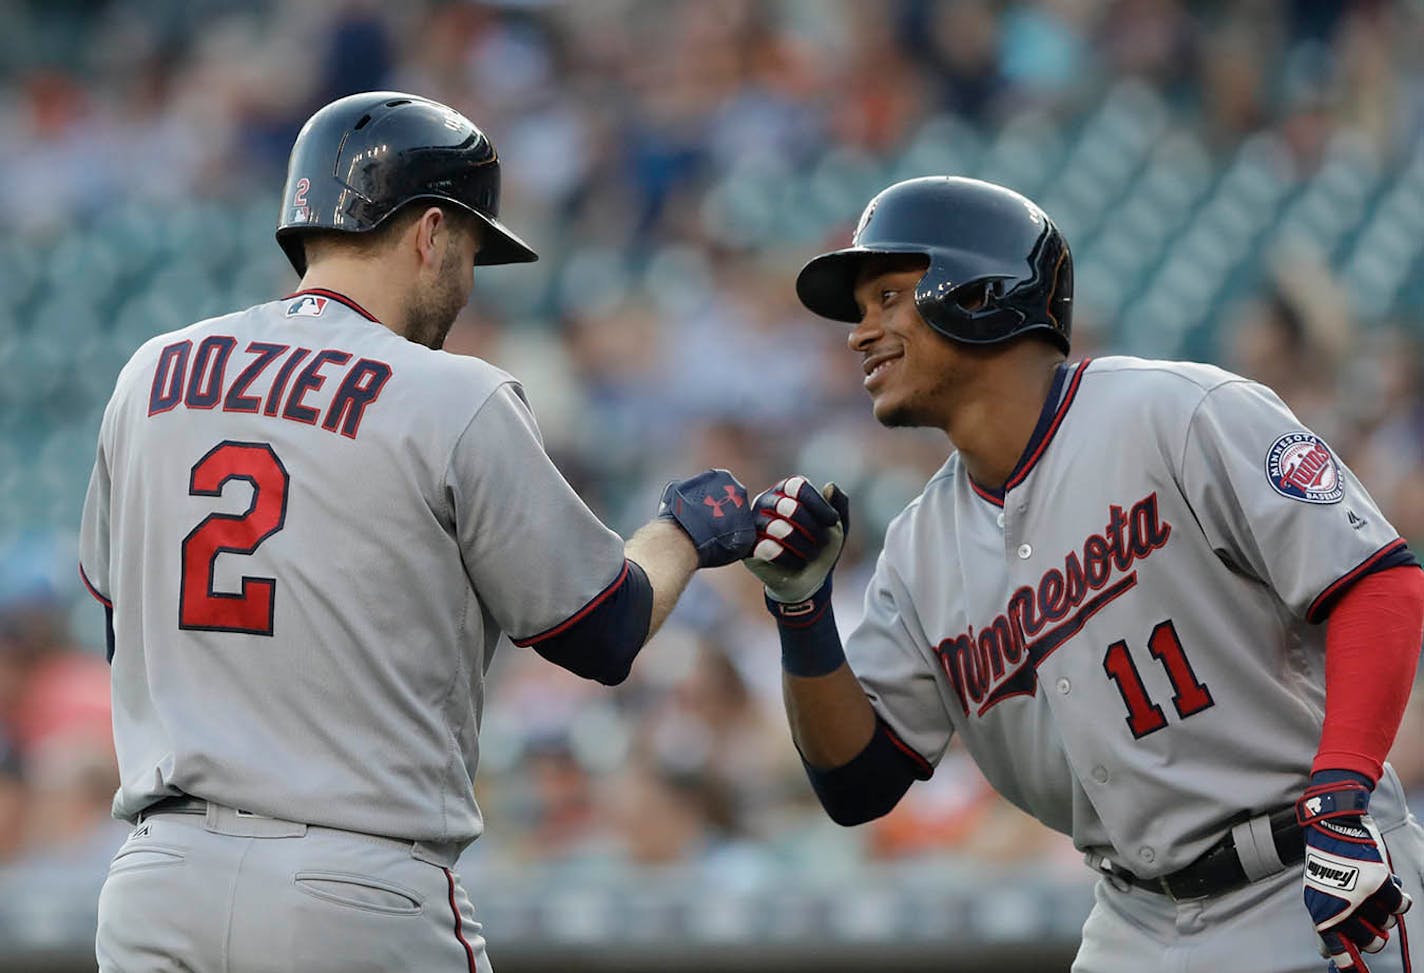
[
  {"xmin": 79, "ymin": 290, "xmax": 626, "ymax": 849},
  {"xmin": 846, "ymin": 356, "xmax": 1416, "ymax": 876}
]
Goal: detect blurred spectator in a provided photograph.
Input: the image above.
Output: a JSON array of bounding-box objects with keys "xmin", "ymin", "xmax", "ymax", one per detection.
[
  {"xmin": 867, "ymin": 748, "xmax": 1079, "ymax": 871},
  {"xmin": 639, "ymin": 636, "xmax": 804, "ymax": 833},
  {"xmin": 0, "ymin": 532, "xmax": 116, "ymax": 864},
  {"xmin": 905, "ymin": 0, "xmax": 1008, "ymax": 122}
]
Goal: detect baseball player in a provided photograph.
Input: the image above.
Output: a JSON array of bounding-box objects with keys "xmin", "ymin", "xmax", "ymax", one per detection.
[
  {"xmin": 78, "ymin": 91, "xmax": 756, "ymax": 973},
  {"xmin": 745, "ymin": 176, "xmax": 1424, "ymax": 972}
]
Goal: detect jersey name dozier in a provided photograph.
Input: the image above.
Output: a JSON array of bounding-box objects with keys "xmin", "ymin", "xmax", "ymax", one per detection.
[
  {"xmin": 146, "ymin": 336, "xmax": 393, "ymax": 439},
  {"xmin": 936, "ymin": 492, "xmax": 1172, "ymax": 717}
]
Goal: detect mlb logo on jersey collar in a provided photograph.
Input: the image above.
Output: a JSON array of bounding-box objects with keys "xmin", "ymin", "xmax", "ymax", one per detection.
[{"xmin": 286, "ymin": 295, "xmax": 328, "ymax": 318}]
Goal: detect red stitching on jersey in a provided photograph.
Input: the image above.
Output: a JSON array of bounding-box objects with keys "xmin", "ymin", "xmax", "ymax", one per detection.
[
  {"xmin": 283, "ymin": 288, "xmax": 381, "ymax": 323},
  {"xmin": 78, "ymin": 564, "xmax": 112, "ymax": 608},
  {"xmin": 879, "ymin": 720, "xmax": 932, "ymax": 777},
  {"xmin": 444, "ymin": 867, "xmax": 477, "ymax": 973},
  {"xmin": 969, "ymin": 477, "xmax": 1004, "ymax": 507},
  {"xmin": 1306, "ymin": 538, "xmax": 1409, "ymax": 623},
  {"xmin": 513, "ymin": 561, "xmax": 631, "ymax": 646}
]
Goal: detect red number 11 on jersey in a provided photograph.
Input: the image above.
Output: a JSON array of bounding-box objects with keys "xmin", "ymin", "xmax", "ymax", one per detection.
[
  {"xmin": 180, "ymin": 441, "xmax": 289, "ymax": 635},
  {"xmin": 1102, "ymin": 620, "xmax": 1215, "ymax": 739}
]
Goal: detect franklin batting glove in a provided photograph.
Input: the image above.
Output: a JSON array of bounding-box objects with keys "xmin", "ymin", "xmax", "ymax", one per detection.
[
  {"xmin": 658, "ymin": 469, "xmax": 756, "ymax": 568},
  {"xmin": 744, "ymin": 476, "xmax": 849, "ymax": 604},
  {"xmin": 1297, "ymin": 771, "xmax": 1413, "ymax": 973}
]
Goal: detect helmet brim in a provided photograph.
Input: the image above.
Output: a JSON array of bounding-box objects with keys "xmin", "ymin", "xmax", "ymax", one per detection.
[
  {"xmin": 796, "ymin": 246, "xmax": 929, "ymax": 323},
  {"xmin": 275, "ymin": 204, "xmax": 539, "ymax": 276},
  {"xmin": 471, "ymin": 211, "xmax": 539, "ymax": 266}
]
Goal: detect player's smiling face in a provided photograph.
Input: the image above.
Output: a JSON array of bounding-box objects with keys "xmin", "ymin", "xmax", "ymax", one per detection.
[{"xmin": 850, "ymin": 255, "xmax": 962, "ymax": 429}]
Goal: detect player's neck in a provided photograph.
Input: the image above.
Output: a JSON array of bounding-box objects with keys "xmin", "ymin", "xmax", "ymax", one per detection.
[
  {"xmin": 945, "ymin": 350, "xmax": 1063, "ymax": 490},
  {"xmin": 296, "ymin": 261, "xmax": 411, "ymax": 338}
]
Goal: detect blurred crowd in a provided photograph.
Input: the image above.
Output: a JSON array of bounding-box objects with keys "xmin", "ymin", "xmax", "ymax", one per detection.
[{"xmin": 1, "ymin": 0, "xmax": 1423, "ymax": 893}]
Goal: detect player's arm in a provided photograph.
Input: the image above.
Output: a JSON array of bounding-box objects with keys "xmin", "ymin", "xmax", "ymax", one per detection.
[
  {"xmin": 1292, "ymin": 567, "xmax": 1424, "ymax": 972},
  {"xmin": 520, "ymin": 467, "xmax": 757, "ymax": 684},
  {"xmin": 454, "ymin": 385, "xmax": 757, "ymax": 686},
  {"xmin": 1176, "ymin": 379, "xmax": 1422, "ymax": 970},
  {"xmin": 745, "ymin": 477, "xmax": 930, "ymax": 825},
  {"xmin": 623, "ymin": 518, "xmax": 699, "ymax": 640}
]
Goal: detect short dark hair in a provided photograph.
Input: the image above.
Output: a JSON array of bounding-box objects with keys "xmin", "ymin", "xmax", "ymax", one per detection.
[{"xmin": 302, "ymin": 202, "xmax": 480, "ymax": 265}]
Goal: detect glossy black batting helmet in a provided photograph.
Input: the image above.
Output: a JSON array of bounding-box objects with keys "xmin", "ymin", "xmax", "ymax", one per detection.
[
  {"xmin": 275, "ymin": 91, "xmax": 538, "ymax": 275},
  {"xmin": 796, "ymin": 176, "xmax": 1072, "ymax": 354}
]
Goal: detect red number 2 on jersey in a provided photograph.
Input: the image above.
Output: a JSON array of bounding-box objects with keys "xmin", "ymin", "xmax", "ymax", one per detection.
[{"xmin": 180, "ymin": 441, "xmax": 289, "ymax": 634}]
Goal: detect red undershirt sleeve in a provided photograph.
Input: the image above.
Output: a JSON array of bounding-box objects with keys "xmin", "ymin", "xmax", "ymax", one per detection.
[{"xmin": 1311, "ymin": 565, "xmax": 1424, "ymax": 783}]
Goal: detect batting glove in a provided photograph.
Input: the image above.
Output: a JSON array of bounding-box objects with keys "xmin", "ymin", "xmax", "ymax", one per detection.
[
  {"xmin": 658, "ymin": 469, "xmax": 756, "ymax": 568},
  {"xmin": 744, "ymin": 476, "xmax": 849, "ymax": 604},
  {"xmin": 1297, "ymin": 771, "xmax": 1413, "ymax": 973}
]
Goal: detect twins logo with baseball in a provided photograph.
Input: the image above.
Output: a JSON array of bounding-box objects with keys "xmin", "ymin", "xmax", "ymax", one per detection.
[{"xmin": 1268, "ymin": 432, "xmax": 1343, "ymax": 504}]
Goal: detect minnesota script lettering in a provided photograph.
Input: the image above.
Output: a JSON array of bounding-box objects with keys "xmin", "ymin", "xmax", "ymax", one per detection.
[{"xmin": 936, "ymin": 493, "xmax": 1171, "ymax": 716}]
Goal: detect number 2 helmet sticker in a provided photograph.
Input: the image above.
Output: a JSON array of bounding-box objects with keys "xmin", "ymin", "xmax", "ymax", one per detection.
[{"xmin": 1266, "ymin": 433, "xmax": 1343, "ymax": 504}]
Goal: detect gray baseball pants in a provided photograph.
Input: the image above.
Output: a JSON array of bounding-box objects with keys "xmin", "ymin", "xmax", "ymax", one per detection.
[{"xmin": 96, "ymin": 801, "xmax": 491, "ymax": 973}]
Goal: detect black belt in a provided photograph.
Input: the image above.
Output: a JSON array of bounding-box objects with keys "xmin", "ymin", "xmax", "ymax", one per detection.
[{"xmin": 1105, "ymin": 808, "xmax": 1305, "ymax": 900}]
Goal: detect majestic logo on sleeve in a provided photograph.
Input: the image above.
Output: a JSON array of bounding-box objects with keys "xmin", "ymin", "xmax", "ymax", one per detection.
[
  {"xmin": 936, "ymin": 494, "xmax": 1171, "ymax": 717},
  {"xmin": 1266, "ymin": 433, "xmax": 1343, "ymax": 504}
]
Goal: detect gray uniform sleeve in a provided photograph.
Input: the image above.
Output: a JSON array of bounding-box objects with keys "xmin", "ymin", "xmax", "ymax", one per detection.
[
  {"xmin": 446, "ymin": 382, "xmax": 627, "ymax": 642},
  {"xmin": 846, "ymin": 548, "xmax": 953, "ymax": 770},
  {"xmin": 1175, "ymin": 378, "xmax": 1407, "ymax": 621}
]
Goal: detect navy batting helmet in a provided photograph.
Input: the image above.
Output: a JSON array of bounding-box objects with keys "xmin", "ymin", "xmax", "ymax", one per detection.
[
  {"xmin": 796, "ymin": 176, "xmax": 1072, "ymax": 354},
  {"xmin": 275, "ymin": 91, "xmax": 538, "ymax": 275}
]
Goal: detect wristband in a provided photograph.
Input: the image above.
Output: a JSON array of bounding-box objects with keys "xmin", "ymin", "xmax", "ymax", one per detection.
[
  {"xmin": 1309, "ymin": 768, "xmax": 1375, "ymax": 791},
  {"xmin": 767, "ymin": 582, "xmax": 845, "ymax": 677}
]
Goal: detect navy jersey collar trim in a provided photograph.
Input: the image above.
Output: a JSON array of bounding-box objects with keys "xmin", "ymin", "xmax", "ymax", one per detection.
[{"xmin": 969, "ymin": 358, "xmax": 1092, "ymax": 507}]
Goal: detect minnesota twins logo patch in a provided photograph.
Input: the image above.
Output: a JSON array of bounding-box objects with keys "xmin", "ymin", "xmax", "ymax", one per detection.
[{"xmin": 1266, "ymin": 433, "xmax": 1343, "ymax": 504}]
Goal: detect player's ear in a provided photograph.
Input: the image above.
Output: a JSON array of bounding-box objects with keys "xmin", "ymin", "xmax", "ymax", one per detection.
[{"xmin": 410, "ymin": 206, "xmax": 446, "ymax": 270}]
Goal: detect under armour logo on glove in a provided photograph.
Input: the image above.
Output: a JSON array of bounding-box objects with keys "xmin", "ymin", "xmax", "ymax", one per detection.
[
  {"xmin": 702, "ymin": 486, "xmax": 744, "ymax": 518},
  {"xmin": 1296, "ymin": 771, "xmax": 1413, "ymax": 973},
  {"xmin": 659, "ymin": 469, "xmax": 755, "ymax": 568}
]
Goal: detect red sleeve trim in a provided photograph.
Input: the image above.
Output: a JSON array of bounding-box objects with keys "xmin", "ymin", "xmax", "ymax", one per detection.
[
  {"xmin": 79, "ymin": 564, "xmax": 112, "ymax": 608},
  {"xmin": 512, "ymin": 561, "xmax": 630, "ymax": 647},
  {"xmin": 879, "ymin": 719, "xmax": 934, "ymax": 779},
  {"xmin": 1306, "ymin": 538, "xmax": 1411, "ymax": 623}
]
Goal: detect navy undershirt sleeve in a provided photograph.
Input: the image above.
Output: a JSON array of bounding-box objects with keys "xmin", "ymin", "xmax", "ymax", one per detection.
[
  {"xmin": 529, "ymin": 560, "xmax": 654, "ymax": 685},
  {"xmin": 802, "ymin": 718, "xmax": 930, "ymax": 826}
]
